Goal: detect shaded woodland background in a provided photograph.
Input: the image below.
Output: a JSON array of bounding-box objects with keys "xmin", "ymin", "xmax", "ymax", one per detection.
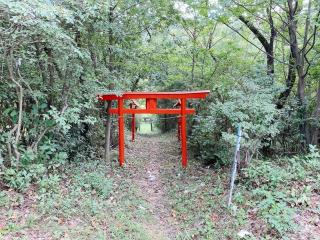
[
  {"xmin": 1, "ymin": 0, "xmax": 320, "ymax": 168},
  {"xmin": 1, "ymin": 1, "xmax": 320, "ymax": 239}
]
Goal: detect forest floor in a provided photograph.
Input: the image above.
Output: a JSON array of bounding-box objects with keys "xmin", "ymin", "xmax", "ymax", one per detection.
[{"xmin": 0, "ymin": 132, "xmax": 320, "ymax": 239}]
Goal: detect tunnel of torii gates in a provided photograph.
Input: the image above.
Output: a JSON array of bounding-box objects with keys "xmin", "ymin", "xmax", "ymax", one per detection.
[{"xmin": 98, "ymin": 90, "xmax": 210, "ymax": 168}]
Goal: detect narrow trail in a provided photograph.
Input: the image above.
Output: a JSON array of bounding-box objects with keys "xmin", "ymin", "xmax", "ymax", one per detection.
[{"xmin": 125, "ymin": 133, "xmax": 180, "ymax": 239}]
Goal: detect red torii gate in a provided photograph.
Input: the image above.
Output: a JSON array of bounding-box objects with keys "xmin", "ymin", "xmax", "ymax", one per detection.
[
  {"xmin": 128, "ymin": 100, "xmax": 140, "ymax": 142},
  {"xmin": 173, "ymin": 99, "xmax": 182, "ymax": 140},
  {"xmin": 98, "ymin": 91, "xmax": 210, "ymax": 168}
]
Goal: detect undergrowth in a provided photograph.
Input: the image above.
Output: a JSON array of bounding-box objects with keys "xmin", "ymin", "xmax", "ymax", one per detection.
[
  {"xmin": 167, "ymin": 145, "xmax": 320, "ymax": 239},
  {"xmin": 0, "ymin": 145, "xmax": 319, "ymax": 239},
  {"xmin": 0, "ymin": 159, "xmax": 152, "ymax": 239}
]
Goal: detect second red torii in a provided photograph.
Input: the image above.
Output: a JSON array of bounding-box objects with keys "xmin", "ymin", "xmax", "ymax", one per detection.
[
  {"xmin": 128, "ymin": 100, "xmax": 140, "ymax": 142},
  {"xmin": 98, "ymin": 90, "xmax": 210, "ymax": 168}
]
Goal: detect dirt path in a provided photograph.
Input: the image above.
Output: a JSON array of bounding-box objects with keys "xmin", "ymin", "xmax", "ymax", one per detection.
[{"xmin": 125, "ymin": 133, "xmax": 180, "ymax": 239}]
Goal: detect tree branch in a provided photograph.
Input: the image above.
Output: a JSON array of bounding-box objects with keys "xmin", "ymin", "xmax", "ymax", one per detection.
[
  {"xmin": 6, "ymin": 48, "xmax": 23, "ymax": 162},
  {"xmin": 238, "ymin": 15, "xmax": 270, "ymax": 52},
  {"xmin": 223, "ymin": 22, "xmax": 292, "ymax": 66}
]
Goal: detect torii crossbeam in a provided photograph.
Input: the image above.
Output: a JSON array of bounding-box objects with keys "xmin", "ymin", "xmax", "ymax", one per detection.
[{"xmin": 98, "ymin": 90, "xmax": 210, "ymax": 168}]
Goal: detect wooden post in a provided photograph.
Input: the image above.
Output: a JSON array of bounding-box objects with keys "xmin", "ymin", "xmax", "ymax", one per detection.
[
  {"xmin": 180, "ymin": 98, "xmax": 187, "ymax": 167},
  {"xmin": 118, "ymin": 99, "xmax": 125, "ymax": 166},
  {"xmin": 129, "ymin": 100, "xmax": 138, "ymax": 142},
  {"xmin": 131, "ymin": 114, "xmax": 135, "ymax": 142}
]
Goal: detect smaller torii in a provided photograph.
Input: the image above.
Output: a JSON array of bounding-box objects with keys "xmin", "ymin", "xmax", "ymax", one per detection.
[
  {"xmin": 128, "ymin": 100, "xmax": 140, "ymax": 142},
  {"xmin": 173, "ymin": 100, "xmax": 182, "ymax": 140}
]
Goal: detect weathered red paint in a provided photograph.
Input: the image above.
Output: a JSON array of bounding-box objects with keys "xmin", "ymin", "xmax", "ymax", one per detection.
[
  {"xmin": 180, "ymin": 98, "xmax": 187, "ymax": 167},
  {"xmin": 118, "ymin": 99, "xmax": 125, "ymax": 167},
  {"xmin": 146, "ymin": 98, "xmax": 157, "ymax": 109},
  {"xmin": 98, "ymin": 91, "xmax": 210, "ymax": 168}
]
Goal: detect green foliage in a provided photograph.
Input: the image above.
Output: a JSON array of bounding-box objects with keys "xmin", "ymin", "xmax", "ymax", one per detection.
[
  {"xmin": 253, "ymin": 189, "xmax": 297, "ymax": 235},
  {"xmin": 3, "ymin": 164, "xmax": 46, "ymax": 191},
  {"xmin": 240, "ymin": 145, "xmax": 320, "ymax": 236},
  {"xmin": 0, "ymin": 191, "xmax": 10, "ymax": 207},
  {"xmin": 38, "ymin": 174, "xmax": 61, "ymax": 195},
  {"xmin": 191, "ymin": 67, "xmax": 279, "ymax": 165},
  {"xmin": 73, "ymin": 171, "xmax": 113, "ymax": 199}
]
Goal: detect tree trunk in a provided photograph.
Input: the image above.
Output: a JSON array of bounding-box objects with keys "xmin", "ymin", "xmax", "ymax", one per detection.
[
  {"xmin": 191, "ymin": 47, "xmax": 195, "ymax": 83},
  {"xmin": 286, "ymin": 0, "xmax": 312, "ymax": 146},
  {"xmin": 104, "ymin": 4, "xmax": 116, "ymax": 162},
  {"xmin": 276, "ymin": 54, "xmax": 296, "ymax": 109},
  {"xmin": 6, "ymin": 48, "xmax": 23, "ymax": 164},
  {"xmin": 131, "ymin": 75, "xmax": 140, "ymax": 91},
  {"xmin": 34, "ymin": 41, "xmax": 48, "ymax": 84},
  {"xmin": 104, "ymin": 101, "xmax": 112, "ymax": 161},
  {"xmin": 238, "ymin": 14, "xmax": 275, "ymax": 77},
  {"xmin": 43, "ymin": 46, "xmax": 55, "ymax": 107},
  {"xmin": 267, "ymin": 3, "xmax": 276, "ymax": 76}
]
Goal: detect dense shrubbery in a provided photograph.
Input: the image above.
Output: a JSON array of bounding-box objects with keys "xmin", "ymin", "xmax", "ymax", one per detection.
[{"xmin": 191, "ymin": 68, "xmax": 280, "ymax": 165}]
